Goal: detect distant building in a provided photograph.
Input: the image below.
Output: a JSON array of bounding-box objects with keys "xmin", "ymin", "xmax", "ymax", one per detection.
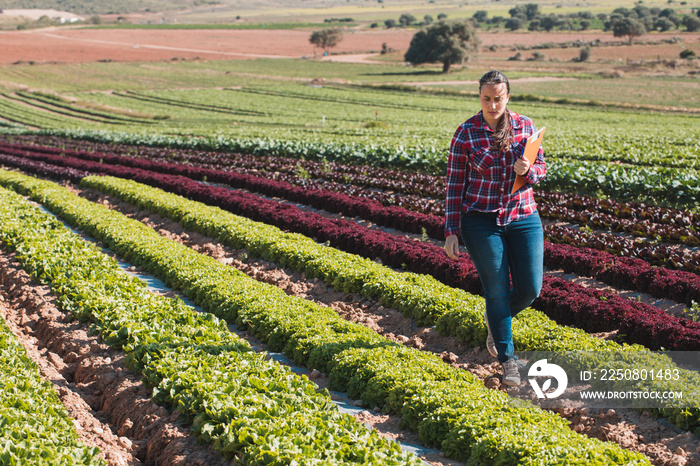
[{"xmin": 1, "ymin": 9, "xmax": 85, "ymax": 23}]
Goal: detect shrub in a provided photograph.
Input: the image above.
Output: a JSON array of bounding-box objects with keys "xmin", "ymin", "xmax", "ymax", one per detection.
[
  {"xmin": 683, "ymin": 15, "xmax": 700, "ymax": 32},
  {"xmin": 399, "ymin": 13, "xmax": 416, "ymax": 27},
  {"xmin": 577, "ymin": 45, "xmax": 592, "ymax": 62}
]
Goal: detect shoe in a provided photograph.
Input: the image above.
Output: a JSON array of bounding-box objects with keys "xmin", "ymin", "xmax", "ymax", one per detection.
[
  {"xmin": 502, "ymin": 358, "xmax": 521, "ymax": 387},
  {"xmin": 484, "ymin": 311, "xmax": 497, "ymax": 358}
]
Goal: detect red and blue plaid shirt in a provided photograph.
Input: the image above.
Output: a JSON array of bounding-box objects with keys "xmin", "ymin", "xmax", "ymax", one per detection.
[{"xmin": 445, "ymin": 110, "xmax": 546, "ymax": 237}]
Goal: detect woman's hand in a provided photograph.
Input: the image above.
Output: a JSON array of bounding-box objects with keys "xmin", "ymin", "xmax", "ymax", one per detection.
[
  {"xmin": 514, "ymin": 157, "xmax": 530, "ymax": 176},
  {"xmin": 444, "ymin": 234, "xmax": 460, "ymax": 260}
]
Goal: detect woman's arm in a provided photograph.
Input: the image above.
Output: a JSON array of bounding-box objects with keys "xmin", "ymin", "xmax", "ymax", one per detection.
[{"xmin": 445, "ymin": 125, "xmax": 469, "ymax": 238}]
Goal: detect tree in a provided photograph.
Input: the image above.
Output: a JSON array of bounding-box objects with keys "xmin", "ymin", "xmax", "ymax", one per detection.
[
  {"xmin": 682, "ymin": 15, "xmax": 700, "ymax": 31},
  {"xmin": 309, "ymin": 28, "xmax": 344, "ymax": 54},
  {"xmin": 633, "ymin": 5, "xmax": 651, "ymax": 19},
  {"xmin": 524, "ymin": 3, "xmax": 540, "ymax": 20},
  {"xmin": 505, "ymin": 17, "xmax": 524, "ymax": 30},
  {"xmin": 612, "ymin": 7, "xmax": 632, "ymax": 17},
  {"xmin": 399, "ymin": 13, "xmax": 416, "ymax": 27},
  {"xmin": 384, "ymin": 18, "xmax": 397, "ymax": 28},
  {"xmin": 660, "ymin": 8, "xmax": 681, "ymax": 26},
  {"xmin": 612, "ymin": 17, "xmax": 646, "ymax": 43},
  {"xmin": 473, "ymin": 10, "xmax": 488, "ymax": 23},
  {"xmin": 508, "ymin": 5, "xmax": 526, "ymax": 19},
  {"xmin": 423, "ymin": 14, "xmax": 433, "ymax": 24},
  {"xmin": 659, "ymin": 8, "xmax": 676, "ymax": 18},
  {"xmin": 540, "ymin": 14, "xmax": 560, "ymax": 32},
  {"xmin": 654, "ymin": 17, "xmax": 675, "ymax": 31},
  {"xmin": 404, "ymin": 20, "xmax": 480, "ymax": 73}
]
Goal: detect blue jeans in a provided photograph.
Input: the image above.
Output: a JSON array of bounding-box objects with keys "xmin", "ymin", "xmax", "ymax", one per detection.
[{"xmin": 460, "ymin": 211, "xmax": 543, "ymax": 363}]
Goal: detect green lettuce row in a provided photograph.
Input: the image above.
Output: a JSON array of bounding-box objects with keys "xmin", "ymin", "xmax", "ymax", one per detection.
[
  {"xmin": 0, "ymin": 171, "xmax": 651, "ymax": 464},
  {"xmin": 79, "ymin": 175, "xmax": 700, "ymax": 434},
  {"xmin": 0, "ymin": 183, "xmax": 420, "ymax": 465},
  {"xmin": 0, "ymin": 303, "xmax": 105, "ymax": 464},
  {"xmin": 543, "ymin": 159, "xmax": 700, "ymax": 212}
]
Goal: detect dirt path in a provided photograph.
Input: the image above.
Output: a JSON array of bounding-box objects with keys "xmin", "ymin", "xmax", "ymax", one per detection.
[
  {"xmin": 0, "ymin": 27, "xmax": 414, "ymax": 64},
  {"xmin": 37, "ymin": 31, "xmax": 293, "ymax": 59},
  {"xmin": 322, "ymin": 53, "xmax": 383, "ymax": 64}
]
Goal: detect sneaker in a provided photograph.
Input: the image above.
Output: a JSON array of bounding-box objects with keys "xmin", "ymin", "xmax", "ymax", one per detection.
[
  {"xmin": 484, "ymin": 311, "xmax": 497, "ymax": 358},
  {"xmin": 502, "ymin": 358, "xmax": 521, "ymax": 387}
]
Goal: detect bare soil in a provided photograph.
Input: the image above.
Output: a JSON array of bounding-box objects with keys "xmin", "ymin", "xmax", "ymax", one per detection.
[
  {"xmin": 1, "ymin": 26, "xmax": 697, "ymax": 66},
  {"xmin": 0, "ymin": 27, "xmax": 414, "ymax": 64}
]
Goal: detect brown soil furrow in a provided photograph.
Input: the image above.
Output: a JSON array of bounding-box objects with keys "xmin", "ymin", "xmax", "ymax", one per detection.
[
  {"xmin": 74, "ymin": 186, "xmax": 700, "ymax": 466},
  {"xmin": 0, "ymin": 252, "xmax": 225, "ymax": 466}
]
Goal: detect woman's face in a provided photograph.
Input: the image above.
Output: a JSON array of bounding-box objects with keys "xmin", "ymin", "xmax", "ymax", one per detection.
[{"xmin": 479, "ymin": 83, "xmax": 510, "ymax": 130}]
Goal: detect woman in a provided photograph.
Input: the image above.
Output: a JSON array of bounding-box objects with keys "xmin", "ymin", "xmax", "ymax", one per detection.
[{"xmin": 444, "ymin": 70, "xmax": 546, "ymax": 387}]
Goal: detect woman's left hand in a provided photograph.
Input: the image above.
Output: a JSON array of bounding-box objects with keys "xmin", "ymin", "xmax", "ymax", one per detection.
[{"xmin": 514, "ymin": 157, "xmax": 530, "ymax": 176}]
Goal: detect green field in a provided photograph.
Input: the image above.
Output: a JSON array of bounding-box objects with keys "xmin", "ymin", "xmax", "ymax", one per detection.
[{"xmin": 1, "ymin": 58, "xmax": 698, "ymax": 169}]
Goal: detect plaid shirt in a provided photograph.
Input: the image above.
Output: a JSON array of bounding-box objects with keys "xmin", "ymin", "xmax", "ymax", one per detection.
[{"xmin": 445, "ymin": 110, "xmax": 546, "ymax": 237}]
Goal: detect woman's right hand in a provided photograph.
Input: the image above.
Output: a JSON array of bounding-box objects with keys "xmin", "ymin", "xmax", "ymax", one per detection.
[{"xmin": 444, "ymin": 234, "xmax": 460, "ymax": 260}]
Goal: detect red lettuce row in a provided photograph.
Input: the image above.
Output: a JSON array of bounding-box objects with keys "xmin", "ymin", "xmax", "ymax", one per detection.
[
  {"xmin": 0, "ymin": 142, "xmax": 448, "ymax": 237},
  {"xmin": 4, "ymin": 137, "xmax": 699, "ymax": 270},
  {"xmin": 4, "ymin": 146, "xmax": 700, "ymax": 352},
  {"xmin": 544, "ymin": 239, "xmax": 700, "ymax": 305},
  {"xmin": 5, "ymin": 136, "xmax": 697, "ymax": 235},
  {"xmin": 5, "ymin": 141, "xmax": 699, "ymax": 303},
  {"xmin": 0, "ymin": 152, "xmax": 89, "ymax": 183},
  {"xmin": 0, "ymin": 135, "xmax": 442, "ymax": 198}
]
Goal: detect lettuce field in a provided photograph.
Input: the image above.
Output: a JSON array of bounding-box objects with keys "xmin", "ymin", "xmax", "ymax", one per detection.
[
  {"xmin": 0, "ymin": 127, "xmax": 698, "ymax": 464},
  {"xmin": 0, "ymin": 53, "xmax": 699, "ymax": 465}
]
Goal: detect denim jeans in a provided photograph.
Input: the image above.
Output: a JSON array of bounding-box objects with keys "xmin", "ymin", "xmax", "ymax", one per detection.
[{"xmin": 460, "ymin": 211, "xmax": 544, "ymax": 363}]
